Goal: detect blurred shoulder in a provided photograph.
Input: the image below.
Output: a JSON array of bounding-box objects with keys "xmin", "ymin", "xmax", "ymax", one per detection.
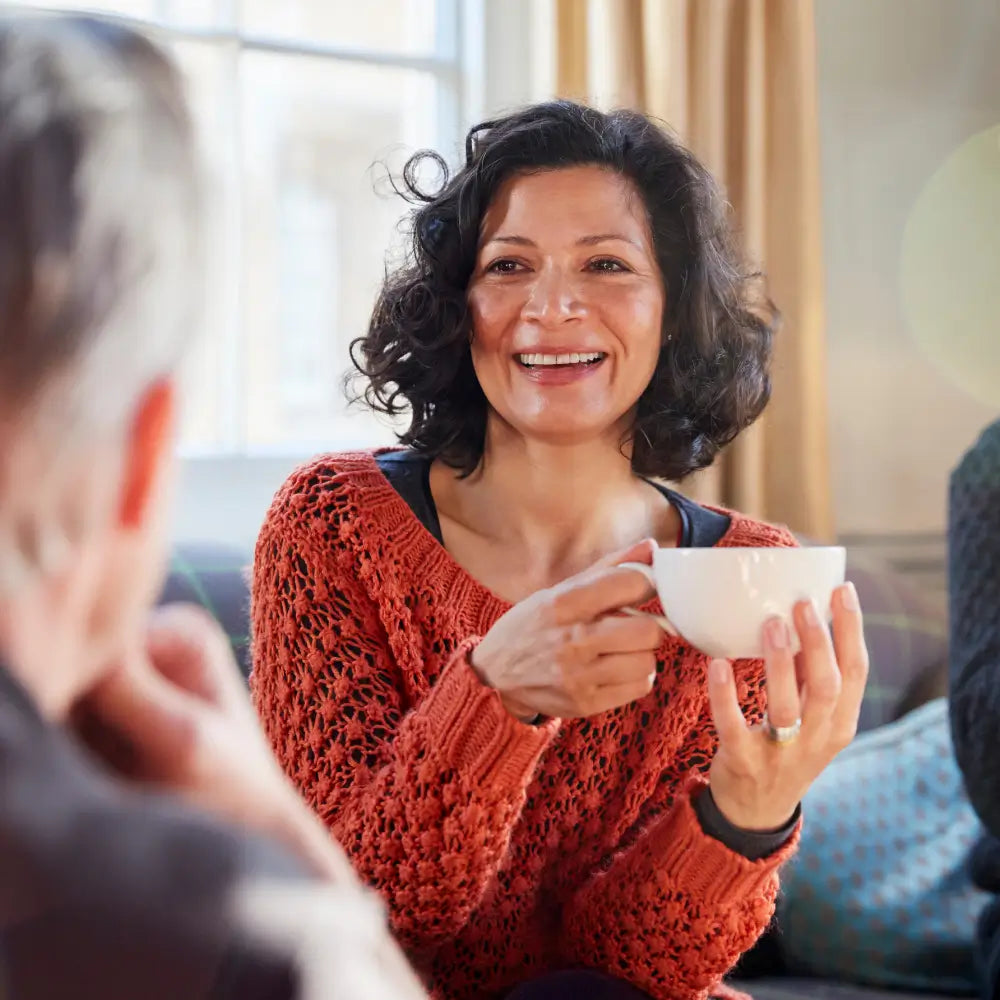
[{"xmin": 952, "ymin": 418, "xmax": 1000, "ymax": 494}]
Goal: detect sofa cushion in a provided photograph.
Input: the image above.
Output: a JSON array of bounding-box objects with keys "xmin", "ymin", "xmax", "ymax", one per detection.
[
  {"xmin": 776, "ymin": 697, "xmax": 985, "ymax": 995},
  {"xmin": 158, "ymin": 542, "xmax": 949, "ymax": 722},
  {"xmin": 731, "ymin": 979, "xmax": 961, "ymax": 1000},
  {"xmin": 159, "ymin": 543, "xmax": 252, "ymax": 678},
  {"xmin": 843, "ymin": 550, "xmax": 947, "ymax": 732}
]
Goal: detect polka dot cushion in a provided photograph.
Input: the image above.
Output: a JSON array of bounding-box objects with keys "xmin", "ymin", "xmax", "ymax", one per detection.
[{"xmin": 777, "ymin": 698, "xmax": 988, "ymax": 994}]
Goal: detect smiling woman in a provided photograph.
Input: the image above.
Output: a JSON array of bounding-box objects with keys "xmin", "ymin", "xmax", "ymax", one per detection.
[
  {"xmin": 251, "ymin": 99, "xmax": 869, "ymax": 1000},
  {"xmin": 467, "ymin": 167, "xmax": 665, "ymax": 450},
  {"xmin": 351, "ymin": 101, "xmax": 775, "ymax": 482}
]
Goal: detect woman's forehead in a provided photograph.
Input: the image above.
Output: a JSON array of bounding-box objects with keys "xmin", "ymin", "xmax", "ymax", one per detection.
[{"xmin": 478, "ymin": 166, "xmax": 651, "ymax": 247}]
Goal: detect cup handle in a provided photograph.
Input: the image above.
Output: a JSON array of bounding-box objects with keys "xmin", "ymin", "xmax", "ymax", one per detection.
[{"xmin": 617, "ymin": 561, "xmax": 678, "ymax": 636}]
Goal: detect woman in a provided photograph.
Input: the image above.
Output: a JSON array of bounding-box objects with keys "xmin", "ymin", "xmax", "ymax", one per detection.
[{"xmin": 251, "ymin": 101, "xmax": 868, "ymax": 1000}]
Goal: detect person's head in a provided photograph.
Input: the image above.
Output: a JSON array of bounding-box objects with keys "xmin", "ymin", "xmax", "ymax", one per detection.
[
  {"xmin": 0, "ymin": 14, "xmax": 200, "ymax": 713},
  {"xmin": 353, "ymin": 100, "xmax": 777, "ymax": 478}
]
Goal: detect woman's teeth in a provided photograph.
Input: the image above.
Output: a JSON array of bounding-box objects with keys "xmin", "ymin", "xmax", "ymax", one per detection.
[{"xmin": 516, "ymin": 352, "xmax": 605, "ymax": 367}]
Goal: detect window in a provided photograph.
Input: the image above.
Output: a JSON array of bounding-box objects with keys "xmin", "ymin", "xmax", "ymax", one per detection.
[
  {"xmin": 16, "ymin": 1, "xmax": 539, "ymax": 546},
  {"xmin": 15, "ymin": 0, "xmax": 480, "ymax": 455}
]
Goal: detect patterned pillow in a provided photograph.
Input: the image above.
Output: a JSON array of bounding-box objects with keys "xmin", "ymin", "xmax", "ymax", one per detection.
[
  {"xmin": 777, "ymin": 698, "xmax": 987, "ymax": 994},
  {"xmin": 158, "ymin": 543, "xmax": 252, "ymax": 678}
]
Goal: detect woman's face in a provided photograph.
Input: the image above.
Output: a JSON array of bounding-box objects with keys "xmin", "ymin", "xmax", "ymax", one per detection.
[{"xmin": 467, "ymin": 165, "xmax": 665, "ymax": 449}]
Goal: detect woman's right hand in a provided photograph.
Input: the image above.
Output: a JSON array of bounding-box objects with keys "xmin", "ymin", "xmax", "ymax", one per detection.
[{"xmin": 470, "ymin": 540, "xmax": 663, "ymax": 721}]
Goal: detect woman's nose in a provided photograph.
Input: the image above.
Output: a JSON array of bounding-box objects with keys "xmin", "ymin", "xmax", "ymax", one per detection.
[{"xmin": 521, "ymin": 266, "xmax": 585, "ymax": 325}]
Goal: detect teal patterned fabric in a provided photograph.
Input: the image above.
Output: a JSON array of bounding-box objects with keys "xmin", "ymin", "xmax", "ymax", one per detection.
[{"xmin": 778, "ymin": 698, "xmax": 987, "ymax": 995}]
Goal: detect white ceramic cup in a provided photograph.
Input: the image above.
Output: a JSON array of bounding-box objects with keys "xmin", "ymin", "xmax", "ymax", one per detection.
[{"xmin": 620, "ymin": 546, "xmax": 847, "ymax": 659}]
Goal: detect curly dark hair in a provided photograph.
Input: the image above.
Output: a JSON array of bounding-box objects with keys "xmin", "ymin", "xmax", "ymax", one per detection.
[{"xmin": 349, "ymin": 99, "xmax": 777, "ymax": 481}]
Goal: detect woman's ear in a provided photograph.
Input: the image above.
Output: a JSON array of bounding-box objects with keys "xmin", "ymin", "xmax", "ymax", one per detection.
[{"xmin": 118, "ymin": 378, "xmax": 176, "ymax": 530}]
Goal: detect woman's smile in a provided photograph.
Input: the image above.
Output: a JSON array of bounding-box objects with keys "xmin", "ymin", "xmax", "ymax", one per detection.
[{"xmin": 513, "ymin": 349, "xmax": 608, "ymax": 385}]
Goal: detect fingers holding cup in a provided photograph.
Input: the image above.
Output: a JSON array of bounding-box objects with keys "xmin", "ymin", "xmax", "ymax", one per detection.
[
  {"xmin": 793, "ymin": 598, "xmax": 843, "ymax": 733},
  {"xmin": 828, "ymin": 582, "xmax": 869, "ymax": 750},
  {"xmin": 761, "ymin": 617, "xmax": 802, "ymax": 739},
  {"xmin": 707, "ymin": 657, "xmax": 752, "ymax": 755}
]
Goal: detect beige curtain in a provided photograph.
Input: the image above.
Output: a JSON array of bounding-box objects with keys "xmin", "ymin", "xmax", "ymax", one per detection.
[{"xmin": 553, "ymin": 0, "xmax": 833, "ymax": 540}]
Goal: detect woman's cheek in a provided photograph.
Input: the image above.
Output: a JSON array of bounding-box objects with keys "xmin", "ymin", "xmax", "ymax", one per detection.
[
  {"xmin": 468, "ymin": 286, "xmax": 520, "ymax": 347},
  {"xmin": 598, "ymin": 288, "xmax": 664, "ymax": 355}
]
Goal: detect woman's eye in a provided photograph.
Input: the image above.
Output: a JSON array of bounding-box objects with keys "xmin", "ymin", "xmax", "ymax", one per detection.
[
  {"xmin": 588, "ymin": 257, "xmax": 629, "ymax": 273},
  {"xmin": 486, "ymin": 259, "xmax": 523, "ymax": 274}
]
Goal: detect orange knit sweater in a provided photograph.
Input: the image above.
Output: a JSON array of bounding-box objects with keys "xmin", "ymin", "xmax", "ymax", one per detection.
[{"xmin": 250, "ymin": 452, "xmax": 800, "ymax": 1000}]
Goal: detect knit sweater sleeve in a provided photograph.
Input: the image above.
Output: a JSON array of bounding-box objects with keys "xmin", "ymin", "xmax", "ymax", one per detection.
[
  {"xmin": 561, "ymin": 707, "xmax": 798, "ymax": 999},
  {"xmin": 949, "ymin": 419, "xmax": 1000, "ymax": 837},
  {"xmin": 560, "ymin": 774, "xmax": 796, "ymax": 999},
  {"xmin": 559, "ymin": 518, "xmax": 800, "ymax": 999},
  {"xmin": 250, "ymin": 461, "xmax": 557, "ymax": 953}
]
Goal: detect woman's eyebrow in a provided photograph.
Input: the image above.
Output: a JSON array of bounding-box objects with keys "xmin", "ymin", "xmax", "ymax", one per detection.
[{"xmin": 483, "ymin": 233, "xmax": 642, "ymax": 248}]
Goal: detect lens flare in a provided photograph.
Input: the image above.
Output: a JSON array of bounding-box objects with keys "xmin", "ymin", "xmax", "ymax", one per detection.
[{"xmin": 899, "ymin": 124, "xmax": 1000, "ymax": 406}]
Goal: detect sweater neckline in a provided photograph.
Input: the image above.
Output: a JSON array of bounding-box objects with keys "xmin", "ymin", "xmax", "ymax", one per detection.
[{"xmin": 342, "ymin": 450, "xmax": 752, "ymax": 633}]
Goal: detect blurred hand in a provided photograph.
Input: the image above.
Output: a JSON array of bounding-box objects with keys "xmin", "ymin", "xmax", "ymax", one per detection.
[
  {"xmin": 471, "ymin": 540, "xmax": 663, "ymax": 722},
  {"xmin": 74, "ymin": 603, "xmax": 357, "ymax": 883},
  {"xmin": 706, "ymin": 583, "xmax": 870, "ymax": 831}
]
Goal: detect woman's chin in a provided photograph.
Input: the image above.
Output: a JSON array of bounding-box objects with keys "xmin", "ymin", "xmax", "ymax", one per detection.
[{"xmin": 498, "ymin": 416, "xmax": 628, "ymax": 451}]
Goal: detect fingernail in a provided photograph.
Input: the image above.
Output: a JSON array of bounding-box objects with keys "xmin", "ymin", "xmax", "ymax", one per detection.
[
  {"xmin": 709, "ymin": 659, "xmax": 730, "ymax": 684},
  {"xmin": 766, "ymin": 617, "xmax": 788, "ymax": 649},
  {"xmin": 803, "ymin": 600, "xmax": 821, "ymax": 628},
  {"xmin": 841, "ymin": 581, "xmax": 860, "ymax": 613}
]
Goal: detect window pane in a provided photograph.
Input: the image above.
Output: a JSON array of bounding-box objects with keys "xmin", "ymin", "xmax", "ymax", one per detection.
[
  {"xmin": 9, "ymin": 0, "xmax": 157, "ymax": 16},
  {"xmin": 239, "ymin": 52, "xmax": 438, "ymax": 449},
  {"xmin": 238, "ymin": 0, "xmax": 439, "ymax": 56},
  {"xmin": 169, "ymin": 39, "xmax": 241, "ymax": 452},
  {"xmin": 161, "ymin": 0, "xmax": 231, "ymax": 31},
  {"xmin": 12, "ymin": 0, "xmax": 230, "ymax": 29}
]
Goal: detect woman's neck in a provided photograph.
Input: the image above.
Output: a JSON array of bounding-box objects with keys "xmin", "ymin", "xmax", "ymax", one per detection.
[{"xmin": 431, "ymin": 421, "xmax": 678, "ymax": 596}]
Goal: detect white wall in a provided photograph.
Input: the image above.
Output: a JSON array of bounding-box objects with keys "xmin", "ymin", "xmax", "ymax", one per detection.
[{"xmin": 816, "ymin": 0, "xmax": 1000, "ymax": 535}]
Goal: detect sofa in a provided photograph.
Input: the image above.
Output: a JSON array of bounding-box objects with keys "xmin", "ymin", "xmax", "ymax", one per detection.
[{"xmin": 160, "ymin": 542, "xmax": 960, "ymax": 1000}]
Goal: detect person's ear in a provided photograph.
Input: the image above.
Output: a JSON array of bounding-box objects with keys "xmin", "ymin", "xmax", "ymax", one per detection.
[{"xmin": 118, "ymin": 378, "xmax": 176, "ymax": 530}]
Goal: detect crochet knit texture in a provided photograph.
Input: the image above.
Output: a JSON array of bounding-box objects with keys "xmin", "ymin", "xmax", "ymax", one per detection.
[{"xmin": 250, "ymin": 452, "xmax": 800, "ymax": 1000}]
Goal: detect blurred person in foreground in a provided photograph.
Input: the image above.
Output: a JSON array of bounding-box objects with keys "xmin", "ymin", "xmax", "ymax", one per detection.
[
  {"xmin": 0, "ymin": 13, "xmax": 423, "ymax": 1000},
  {"xmin": 949, "ymin": 417, "xmax": 1000, "ymax": 999}
]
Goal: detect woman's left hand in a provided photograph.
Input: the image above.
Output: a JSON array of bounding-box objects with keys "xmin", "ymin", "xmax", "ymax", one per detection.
[{"xmin": 706, "ymin": 582, "xmax": 869, "ymax": 832}]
